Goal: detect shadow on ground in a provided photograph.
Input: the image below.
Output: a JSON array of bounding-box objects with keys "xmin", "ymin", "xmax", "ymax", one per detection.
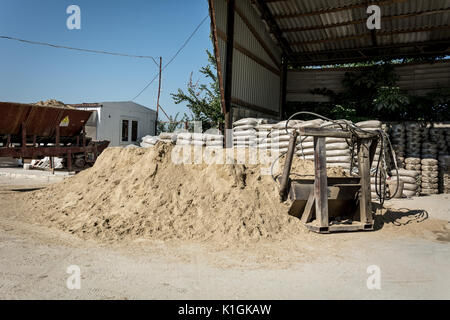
[{"xmin": 373, "ymin": 205, "xmax": 429, "ymax": 231}]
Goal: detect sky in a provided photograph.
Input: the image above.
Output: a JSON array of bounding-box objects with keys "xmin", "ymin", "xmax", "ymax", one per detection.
[{"xmin": 0, "ymin": 0, "xmax": 213, "ymax": 119}]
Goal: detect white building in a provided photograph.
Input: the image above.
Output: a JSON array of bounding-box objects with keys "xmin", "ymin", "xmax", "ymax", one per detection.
[{"xmin": 73, "ymin": 101, "xmax": 156, "ymax": 147}]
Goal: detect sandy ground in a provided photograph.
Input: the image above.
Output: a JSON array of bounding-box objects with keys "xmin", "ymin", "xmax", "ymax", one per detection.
[{"xmin": 0, "ymin": 176, "xmax": 449, "ymax": 300}]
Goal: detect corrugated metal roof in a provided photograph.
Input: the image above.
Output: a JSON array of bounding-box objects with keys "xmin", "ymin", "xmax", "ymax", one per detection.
[{"xmin": 261, "ymin": 0, "xmax": 450, "ymax": 65}]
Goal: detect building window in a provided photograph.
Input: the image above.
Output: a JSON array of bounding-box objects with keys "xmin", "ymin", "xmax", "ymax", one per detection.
[
  {"xmin": 132, "ymin": 121, "xmax": 138, "ymax": 142},
  {"xmin": 122, "ymin": 120, "xmax": 129, "ymax": 142}
]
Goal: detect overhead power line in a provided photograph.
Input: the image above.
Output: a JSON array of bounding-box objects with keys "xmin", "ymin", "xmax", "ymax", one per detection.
[
  {"xmin": 131, "ymin": 14, "xmax": 209, "ymax": 101},
  {"xmin": 0, "ymin": 35, "xmax": 160, "ymax": 66}
]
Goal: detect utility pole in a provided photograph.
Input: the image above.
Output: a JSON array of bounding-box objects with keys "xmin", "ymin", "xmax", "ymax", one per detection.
[{"xmin": 155, "ymin": 56, "xmax": 162, "ymax": 135}]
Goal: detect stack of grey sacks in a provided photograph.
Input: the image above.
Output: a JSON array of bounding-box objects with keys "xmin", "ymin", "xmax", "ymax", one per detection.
[
  {"xmin": 232, "ymin": 118, "xmax": 258, "ymax": 148},
  {"xmin": 429, "ymin": 126, "xmax": 447, "ymax": 156},
  {"xmin": 390, "ymin": 169, "xmax": 420, "ymax": 197},
  {"xmin": 389, "ymin": 123, "xmax": 406, "ymax": 169},
  {"xmin": 421, "ymin": 124, "xmax": 438, "ymax": 159},
  {"xmin": 403, "ymin": 157, "xmax": 421, "ymax": 196},
  {"xmin": 405, "ymin": 122, "xmax": 422, "ymax": 158},
  {"xmin": 356, "ymin": 120, "xmax": 385, "ymax": 199},
  {"xmin": 159, "ymin": 132, "xmax": 178, "ymax": 144},
  {"xmin": 420, "ymin": 158, "xmax": 439, "ymax": 195},
  {"xmin": 438, "ymin": 155, "xmax": 450, "ymax": 194}
]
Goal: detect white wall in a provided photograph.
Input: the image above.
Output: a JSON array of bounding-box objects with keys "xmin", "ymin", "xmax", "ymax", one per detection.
[
  {"xmin": 97, "ymin": 102, "xmax": 156, "ymax": 147},
  {"xmin": 75, "ymin": 102, "xmax": 156, "ymax": 147}
]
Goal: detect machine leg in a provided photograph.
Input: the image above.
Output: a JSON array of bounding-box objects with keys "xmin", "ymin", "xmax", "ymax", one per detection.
[
  {"xmin": 358, "ymin": 138, "xmax": 373, "ymax": 225},
  {"xmin": 314, "ymin": 136, "xmax": 329, "ymax": 230}
]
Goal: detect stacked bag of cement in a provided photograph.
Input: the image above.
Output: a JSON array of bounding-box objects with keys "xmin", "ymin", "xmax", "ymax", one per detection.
[
  {"xmin": 295, "ymin": 119, "xmax": 324, "ymax": 159},
  {"xmin": 255, "ymin": 123, "xmax": 276, "ymax": 149},
  {"xmin": 421, "ymin": 158, "xmax": 439, "ymax": 195},
  {"xmin": 405, "ymin": 122, "xmax": 422, "ymax": 158},
  {"xmin": 388, "ymin": 123, "xmax": 406, "ymax": 169},
  {"xmin": 233, "ymin": 118, "xmax": 258, "ymax": 148},
  {"xmin": 205, "ymin": 133, "xmax": 223, "ymax": 148},
  {"xmin": 429, "ymin": 127, "xmax": 448, "ymax": 156},
  {"xmin": 404, "ymin": 157, "xmax": 422, "ymax": 195},
  {"xmin": 295, "ymin": 121, "xmax": 352, "ymax": 171},
  {"xmin": 176, "ymin": 133, "xmax": 206, "ymax": 146},
  {"xmin": 159, "ymin": 132, "xmax": 178, "ymax": 144},
  {"xmin": 390, "ymin": 169, "xmax": 420, "ymax": 197},
  {"xmin": 264, "ymin": 120, "xmax": 301, "ymax": 153},
  {"xmin": 438, "ymin": 155, "xmax": 450, "ymax": 194},
  {"xmin": 140, "ymin": 135, "xmax": 160, "ymax": 148}
]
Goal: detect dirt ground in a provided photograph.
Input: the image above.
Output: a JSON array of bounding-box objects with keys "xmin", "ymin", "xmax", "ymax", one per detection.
[{"xmin": 0, "ymin": 176, "xmax": 449, "ymax": 300}]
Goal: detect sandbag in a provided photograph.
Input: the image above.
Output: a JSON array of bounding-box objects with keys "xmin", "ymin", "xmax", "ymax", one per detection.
[
  {"xmin": 403, "ymin": 190, "xmax": 417, "ymax": 197},
  {"xmin": 392, "ymin": 169, "xmax": 419, "ymax": 178},
  {"xmin": 421, "ymin": 165, "xmax": 438, "ymax": 171},
  {"xmin": 233, "ymin": 118, "xmax": 257, "ymax": 126},
  {"xmin": 177, "ymin": 133, "xmax": 192, "ymax": 140},
  {"xmin": 233, "ymin": 124, "xmax": 256, "ymax": 131},
  {"xmin": 421, "ymin": 159, "xmax": 438, "ymax": 166},
  {"xmin": 233, "ymin": 130, "xmax": 257, "ymax": 137},
  {"xmin": 403, "ymin": 183, "xmax": 418, "ymax": 191}
]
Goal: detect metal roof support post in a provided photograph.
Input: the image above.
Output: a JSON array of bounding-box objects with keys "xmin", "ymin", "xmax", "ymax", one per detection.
[
  {"xmin": 224, "ymin": 0, "xmax": 235, "ymax": 147},
  {"xmin": 279, "ymin": 56, "xmax": 288, "ymax": 120}
]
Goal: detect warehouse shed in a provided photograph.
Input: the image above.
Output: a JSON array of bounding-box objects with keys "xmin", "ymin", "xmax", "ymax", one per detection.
[
  {"xmin": 208, "ymin": 0, "xmax": 450, "ymax": 128},
  {"xmin": 72, "ymin": 101, "xmax": 156, "ymax": 147}
]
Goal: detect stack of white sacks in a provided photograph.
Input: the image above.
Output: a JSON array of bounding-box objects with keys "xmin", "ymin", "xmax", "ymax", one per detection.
[
  {"xmin": 403, "ymin": 157, "xmax": 422, "ymax": 196},
  {"xmin": 140, "ymin": 135, "xmax": 160, "ymax": 148},
  {"xmin": 295, "ymin": 119, "xmax": 352, "ymax": 172},
  {"xmin": 205, "ymin": 132, "xmax": 224, "ymax": 148},
  {"xmin": 232, "ymin": 118, "xmax": 275, "ymax": 148},
  {"xmin": 159, "ymin": 132, "xmax": 178, "ymax": 144},
  {"xmin": 265, "ymin": 120, "xmax": 301, "ymax": 153},
  {"xmin": 390, "ymin": 169, "xmax": 420, "ymax": 197},
  {"xmin": 176, "ymin": 133, "xmax": 205, "ymax": 146},
  {"xmin": 255, "ymin": 123, "xmax": 276, "ymax": 150},
  {"xmin": 232, "ymin": 118, "xmax": 258, "ymax": 148},
  {"xmin": 420, "ymin": 158, "xmax": 439, "ymax": 195}
]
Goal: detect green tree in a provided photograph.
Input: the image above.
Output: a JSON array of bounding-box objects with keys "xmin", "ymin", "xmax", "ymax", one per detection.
[{"xmin": 171, "ymin": 50, "xmax": 223, "ymax": 131}]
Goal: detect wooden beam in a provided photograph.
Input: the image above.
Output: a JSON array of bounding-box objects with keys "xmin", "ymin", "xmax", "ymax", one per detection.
[
  {"xmin": 279, "ymin": 56, "xmax": 287, "ymax": 119},
  {"xmin": 314, "ymin": 137, "xmax": 329, "ymax": 229},
  {"xmin": 357, "ymin": 139, "xmax": 374, "ymax": 225}
]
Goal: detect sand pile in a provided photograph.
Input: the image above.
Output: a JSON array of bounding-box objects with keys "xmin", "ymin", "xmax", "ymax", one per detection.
[
  {"xmin": 25, "ymin": 143, "xmax": 347, "ymax": 243},
  {"xmin": 34, "ymin": 99, "xmax": 73, "ymax": 109}
]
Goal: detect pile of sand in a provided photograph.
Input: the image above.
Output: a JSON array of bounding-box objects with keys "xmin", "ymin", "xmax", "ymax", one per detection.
[
  {"xmin": 34, "ymin": 99, "xmax": 73, "ymax": 109},
  {"xmin": 25, "ymin": 143, "xmax": 347, "ymax": 243}
]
